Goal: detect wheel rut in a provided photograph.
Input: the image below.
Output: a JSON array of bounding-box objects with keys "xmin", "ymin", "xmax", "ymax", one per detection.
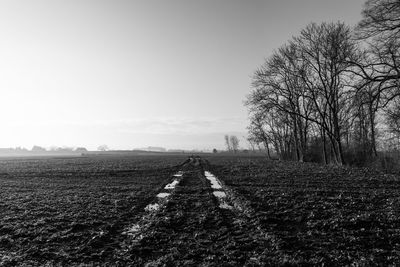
[{"xmin": 115, "ymin": 157, "xmax": 281, "ymax": 265}]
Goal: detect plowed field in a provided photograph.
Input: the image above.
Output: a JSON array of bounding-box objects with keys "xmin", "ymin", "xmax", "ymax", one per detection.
[{"xmin": 1, "ymin": 154, "xmax": 399, "ymax": 266}]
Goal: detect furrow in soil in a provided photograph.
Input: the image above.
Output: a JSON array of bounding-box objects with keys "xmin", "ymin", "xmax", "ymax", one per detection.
[{"xmin": 116, "ymin": 165, "xmax": 281, "ymax": 266}]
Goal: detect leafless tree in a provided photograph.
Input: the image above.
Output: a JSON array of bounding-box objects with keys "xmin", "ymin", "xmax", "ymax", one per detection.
[
  {"xmin": 249, "ymin": 22, "xmax": 357, "ymax": 164},
  {"xmin": 250, "ymin": 42, "xmax": 314, "ymax": 162},
  {"xmin": 246, "ymin": 136, "xmax": 256, "ymax": 152},
  {"xmin": 356, "ymin": 0, "xmax": 400, "ymax": 40},
  {"xmin": 386, "ymin": 97, "xmax": 400, "ymax": 138},
  {"xmin": 351, "ymin": 0, "xmax": 400, "ymax": 105},
  {"xmin": 247, "ymin": 113, "xmax": 272, "ymax": 158},
  {"xmin": 293, "ymin": 22, "xmax": 358, "ymax": 165},
  {"xmin": 246, "ymin": 2, "xmax": 400, "ymax": 165},
  {"xmin": 350, "ymin": 0, "xmax": 400, "ymax": 156},
  {"xmin": 224, "ymin": 135, "xmax": 231, "ymax": 152},
  {"xmin": 230, "ymin": 135, "xmax": 240, "ymax": 153}
]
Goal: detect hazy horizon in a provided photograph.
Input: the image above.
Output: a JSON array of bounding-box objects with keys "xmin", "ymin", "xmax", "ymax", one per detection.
[{"xmin": 0, "ymin": 0, "xmax": 365, "ymax": 150}]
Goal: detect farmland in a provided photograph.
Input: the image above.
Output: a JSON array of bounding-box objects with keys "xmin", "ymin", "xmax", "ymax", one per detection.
[{"xmin": 1, "ymin": 154, "xmax": 400, "ymax": 266}]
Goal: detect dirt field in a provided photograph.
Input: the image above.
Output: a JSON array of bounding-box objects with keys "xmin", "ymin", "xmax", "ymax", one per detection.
[{"xmin": 1, "ymin": 154, "xmax": 399, "ymax": 266}]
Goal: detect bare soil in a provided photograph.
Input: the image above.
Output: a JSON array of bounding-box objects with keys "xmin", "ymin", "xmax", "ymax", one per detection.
[{"xmin": 1, "ymin": 154, "xmax": 399, "ymax": 266}]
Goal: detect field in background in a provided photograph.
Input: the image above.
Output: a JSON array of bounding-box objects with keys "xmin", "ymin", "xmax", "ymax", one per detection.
[{"xmin": 1, "ymin": 154, "xmax": 399, "ymax": 265}]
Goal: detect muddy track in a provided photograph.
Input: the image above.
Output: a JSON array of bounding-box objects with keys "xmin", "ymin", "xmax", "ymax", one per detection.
[{"xmin": 114, "ymin": 158, "xmax": 281, "ymax": 266}]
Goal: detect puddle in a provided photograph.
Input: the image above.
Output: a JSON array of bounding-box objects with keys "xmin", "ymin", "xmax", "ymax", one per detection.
[
  {"xmin": 124, "ymin": 170, "xmax": 184, "ymax": 240},
  {"xmin": 206, "ymin": 171, "xmax": 234, "ymax": 210},
  {"xmin": 144, "ymin": 203, "xmax": 160, "ymax": 212},
  {"xmin": 143, "ymin": 172, "xmax": 183, "ymax": 212},
  {"xmin": 164, "ymin": 180, "xmax": 179, "ymax": 189},
  {"xmin": 213, "ymin": 191, "xmax": 226, "ymax": 198},
  {"xmin": 156, "ymin": 192, "xmax": 171, "ymax": 198},
  {"xmin": 219, "ymin": 202, "xmax": 234, "ymax": 210},
  {"xmin": 204, "ymin": 171, "xmax": 222, "ymax": 189},
  {"xmin": 173, "ymin": 171, "xmax": 183, "ymax": 177}
]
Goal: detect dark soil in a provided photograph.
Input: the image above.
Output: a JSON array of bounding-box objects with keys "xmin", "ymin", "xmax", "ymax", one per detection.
[
  {"xmin": 0, "ymin": 155, "xmax": 185, "ymax": 266},
  {"xmin": 209, "ymin": 156, "xmax": 400, "ymax": 266},
  {"xmin": 1, "ymin": 154, "xmax": 400, "ymax": 266},
  {"xmin": 117, "ymin": 163, "xmax": 278, "ymax": 266}
]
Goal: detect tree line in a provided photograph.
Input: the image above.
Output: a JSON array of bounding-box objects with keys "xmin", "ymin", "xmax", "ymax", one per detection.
[{"xmin": 246, "ymin": 0, "xmax": 400, "ymax": 165}]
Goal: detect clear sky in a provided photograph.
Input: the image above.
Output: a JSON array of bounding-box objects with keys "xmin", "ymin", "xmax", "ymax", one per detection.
[{"xmin": 0, "ymin": 0, "xmax": 365, "ymax": 150}]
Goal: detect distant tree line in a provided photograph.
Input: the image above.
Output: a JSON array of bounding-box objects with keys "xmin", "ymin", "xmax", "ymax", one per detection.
[
  {"xmin": 0, "ymin": 146, "xmax": 88, "ymax": 154},
  {"xmin": 246, "ymin": 0, "xmax": 400, "ymax": 165}
]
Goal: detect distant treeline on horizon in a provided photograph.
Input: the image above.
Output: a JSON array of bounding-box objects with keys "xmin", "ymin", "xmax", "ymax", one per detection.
[
  {"xmin": 0, "ymin": 146, "xmax": 214, "ymax": 155},
  {"xmin": 0, "ymin": 146, "xmax": 88, "ymax": 154}
]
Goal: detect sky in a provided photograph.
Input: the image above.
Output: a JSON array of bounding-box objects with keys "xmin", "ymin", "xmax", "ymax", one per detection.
[{"xmin": 0, "ymin": 0, "xmax": 365, "ymax": 151}]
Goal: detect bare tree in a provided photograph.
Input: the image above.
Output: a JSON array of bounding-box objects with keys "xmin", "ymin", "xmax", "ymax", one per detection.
[
  {"xmin": 246, "ymin": 135, "xmax": 256, "ymax": 152},
  {"xmin": 353, "ymin": 0, "xmax": 400, "ymax": 155},
  {"xmin": 386, "ymin": 97, "xmax": 400, "ymax": 138},
  {"xmin": 351, "ymin": 82, "xmax": 383, "ymax": 157},
  {"xmin": 249, "ymin": 22, "xmax": 358, "ymax": 164},
  {"xmin": 356, "ymin": 0, "xmax": 400, "ymax": 40},
  {"xmin": 293, "ymin": 22, "xmax": 358, "ymax": 165},
  {"xmin": 230, "ymin": 135, "xmax": 240, "ymax": 153},
  {"xmin": 350, "ymin": 0, "xmax": 400, "ymax": 103},
  {"xmin": 250, "ymin": 42, "xmax": 313, "ymax": 161},
  {"xmin": 224, "ymin": 135, "xmax": 231, "ymax": 152},
  {"xmin": 247, "ymin": 115, "xmax": 270, "ymax": 157},
  {"xmin": 246, "ymin": 3, "xmax": 400, "ymax": 165},
  {"xmin": 247, "ymin": 22, "xmax": 362, "ymax": 165}
]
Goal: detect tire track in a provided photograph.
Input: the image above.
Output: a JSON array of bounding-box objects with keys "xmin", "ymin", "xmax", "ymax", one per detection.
[
  {"xmin": 114, "ymin": 157, "xmax": 280, "ymax": 265},
  {"xmin": 114, "ymin": 170, "xmax": 185, "ymax": 261},
  {"xmin": 113, "ymin": 157, "xmax": 285, "ymax": 265},
  {"xmin": 203, "ymin": 169, "xmax": 290, "ymax": 265},
  {"xmin": 116, "ymin": 166, "xmax": 218, "ymax": 265}
]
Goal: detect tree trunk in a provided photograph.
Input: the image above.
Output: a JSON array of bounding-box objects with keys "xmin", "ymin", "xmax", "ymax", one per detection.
[
  {"xmin": 336, "ymin": 137, "xmax": 345, "ymax": 165},
  {"xmin": 293, "ymin": 116, "xmax": 304, "ymax": 162},
  {"xmin": 333, "ymin": 110, "xmax": 345, "ymax": 165},
  {"xmin": 369, "ymin": 105, "xmax": 378, "ymax": 157},
  {"xmin": 322, "ymin": 128, "xmax": 328, "ymax": 165},
  {"xmin": 264, "ymin": 141, "xmax": 272, "ymax": 159}
]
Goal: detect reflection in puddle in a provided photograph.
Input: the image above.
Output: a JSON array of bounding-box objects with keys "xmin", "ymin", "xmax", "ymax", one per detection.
[
  {"xmin": 213, "ymin": 191, "xmax": 226, "ymax": 198},
  {"xmin": 157, "ymin": 192, "xmax": 171, "ymax": 198},
  {"xmin": 165, "ymin": 180, "xmax": 179, "ymax": 189},
  {"xmin": 144, "ymin": 172, "xmax": 183, "ymax": 212},
  {"xmin": 173, "ymin": 171, "xmax": 183, "ymax": 177},
  {"xmin": 206, "ymin": 171, "xmax": 234, "ymax": 210},
  {"xmin": 204, "ymin": 171, "xmax": 222, "ymax": 189},
  {"xmin": 125, "ymin": 171, "xmax": 183, "ymax": 238},
  {"xmin": 219, "ymin": 202, "xmax": 234, "ymax": 210},
  {"xmin": 213, "ymin": 191, "xmax": 233, "ymax": 209}
]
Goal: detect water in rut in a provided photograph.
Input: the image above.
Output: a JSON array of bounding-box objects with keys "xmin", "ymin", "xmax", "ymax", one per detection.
[{"xmin": 117, "ymin": 161, "xmax": 280, "ymax": 265}]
